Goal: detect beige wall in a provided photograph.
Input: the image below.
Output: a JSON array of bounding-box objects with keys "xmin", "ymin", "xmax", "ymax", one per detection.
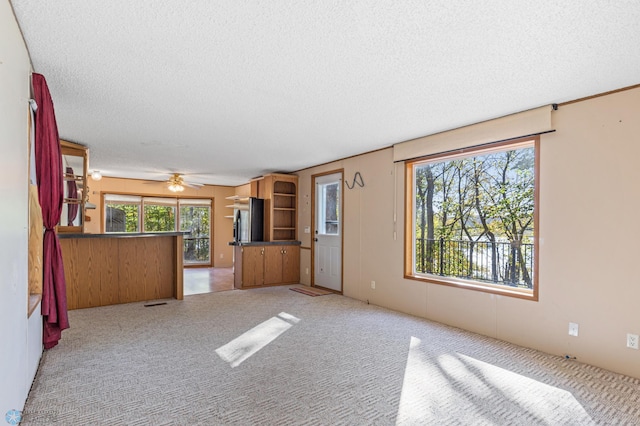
[
  {"xmin": 84, "ymin": 177, "xmax": 236, "ymax": 267},
  {"xmin": 296, "ymin": 87, "xmax": 640, "ymax": 379}
]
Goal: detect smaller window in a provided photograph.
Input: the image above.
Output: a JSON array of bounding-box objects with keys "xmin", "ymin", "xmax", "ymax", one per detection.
[
  {"xmin": 104, "ymin": 194, "xmax": 141, "ymax": 233},
  {"xmin": 405, "ymin": 137, "xmax": 539, "ymax": 300},
  {"xmin": 318, "ymin": 181, "xmax": 340, "ymax": 235}
]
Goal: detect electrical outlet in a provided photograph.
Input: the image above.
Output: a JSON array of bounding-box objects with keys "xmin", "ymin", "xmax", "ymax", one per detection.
[
  {"xmin": 627, "ymin": 333, "xmax": 639, "ymax": 350},
  {"xmin": 371, "ymin": 281, "xmax": 376, "ymax": 289},
  {"xmin": 220, "ymin": 253, "xmax": 224, "ymax": 259},
  {"xmin": 305, "ymin": 268, "xmax": 309, "ymax": 275},
  {"xmin": 568, "ymin": 322, "xmax": 579, "ymax": 337}
]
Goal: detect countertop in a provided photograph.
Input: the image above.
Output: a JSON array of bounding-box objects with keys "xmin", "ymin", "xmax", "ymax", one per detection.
[
  {"xmin": 228, "ymin": 240, "xmax": 301, "ymax": 246},
  {"xmin": 58, "ymin": 232, "xmax": 189, "ymax": 239}
]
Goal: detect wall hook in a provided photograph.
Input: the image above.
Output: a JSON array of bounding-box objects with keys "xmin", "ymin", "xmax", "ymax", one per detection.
[{"xmin": 345, "ymin": 171, "xmax": 364, "ymax": 189}]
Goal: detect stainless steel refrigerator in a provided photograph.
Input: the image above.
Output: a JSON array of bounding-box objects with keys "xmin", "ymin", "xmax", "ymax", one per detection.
[{"xmin": 234, "ymin": 197, "xmax": 264, "ymax": 242}]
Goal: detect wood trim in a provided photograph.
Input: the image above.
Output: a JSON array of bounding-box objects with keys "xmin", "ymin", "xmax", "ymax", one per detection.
[
  {"xmin": 174, "ymin": 234, "xmax": 184, "ymax": 300},
  {"xmin": 28, "ymin": 294, "xmax": 41, "ymax": 318},
  {"xmin": 532, "ymin": 138, "xmax": 540, "ymax": 302},
  {"xmin": 404, "ymin": 273, "xmax": 536, "ymax": 300},
  {"xmin": 558, "ymin": 83, "xmax": 640, "ymax": 107},
  {"xmin": 403, "ymin": 136, "xmax": 540, "ymax": 301},
  {"xmin": 403, "ymin": 161, "xmax": 414, "ymax": 279}
]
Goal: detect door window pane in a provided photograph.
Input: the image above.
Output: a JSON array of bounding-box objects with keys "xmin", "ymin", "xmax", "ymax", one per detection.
[
  {"xmin": 180, "ymin": 204, "xmax": 211, "ymax": 264},
  {"xmin": 318, "ymin": 182, "xmax": 340, "ymax": 235}
]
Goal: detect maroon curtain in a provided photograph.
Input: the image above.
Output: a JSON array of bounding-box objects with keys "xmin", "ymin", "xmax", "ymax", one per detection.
[{"xmin": 33, "ymin": 73, "xmax": 69, "ymax": 349}]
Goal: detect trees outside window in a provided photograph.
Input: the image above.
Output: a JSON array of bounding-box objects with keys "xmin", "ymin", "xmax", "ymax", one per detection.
[
  {"xmin": 105, "ymin": 203, "xmax": 139, "ymax": 233},
  {"xmin": 144, "ymin": 204, "xmax": 176, "ymax": 232},
  {"xmin": 180, "ymin": 203, "xmax": 211, "ymax": 264},
  {"xmin": 406, "ymin": 138, "xmax": 538, "ymax": 299},
  {"xmin": 104, "ymin": 194, "xmax": 212, "ymax": 266}
]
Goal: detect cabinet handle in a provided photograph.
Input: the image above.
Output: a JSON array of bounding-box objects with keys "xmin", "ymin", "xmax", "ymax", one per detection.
[
  {"xmin": 283, "ymin": 250, "xmax": 287, "ymax": 254},
  {"xmin": 261, "ymin": 249, "xmax": 264, "ymax": 255}
]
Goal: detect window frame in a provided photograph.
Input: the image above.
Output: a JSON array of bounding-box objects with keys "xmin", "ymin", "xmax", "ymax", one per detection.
[
  {"xmin": 104, "ymin": 194, "xmax": 143, "ymax": 233},
  {"xmin": 404, "ymin": 136, "xmax": 540, "ymax": 301}
]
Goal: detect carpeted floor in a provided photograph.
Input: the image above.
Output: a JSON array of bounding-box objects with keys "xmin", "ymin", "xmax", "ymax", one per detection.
[{"xmin": 22, "ymin": 286, "xmax": 640, "ymax": 425}]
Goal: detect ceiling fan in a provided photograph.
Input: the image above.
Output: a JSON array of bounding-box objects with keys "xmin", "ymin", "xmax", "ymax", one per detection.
[{"xmin": 166, "ymin": 173, "xmax": 203, "ymax": 192}]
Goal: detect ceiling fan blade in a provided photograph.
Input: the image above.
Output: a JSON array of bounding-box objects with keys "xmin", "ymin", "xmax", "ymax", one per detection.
[{"xmin": 183, "ymin": 182, "xmax": 203, "ymax": 189}]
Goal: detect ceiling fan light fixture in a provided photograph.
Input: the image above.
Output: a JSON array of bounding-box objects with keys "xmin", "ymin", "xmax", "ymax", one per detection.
[{"xmin": 168, "ymin": 183, "xmax": 184, "ymax": 192}]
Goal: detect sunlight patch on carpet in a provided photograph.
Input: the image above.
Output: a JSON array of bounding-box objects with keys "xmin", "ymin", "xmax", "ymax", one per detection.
[
  {"xmin": 397, "ymin": 337, "xmax": 594, "ymax": 425},
  {"xmin": 215, "ymin": 312, "xmax": 300, "ymax": 368}
]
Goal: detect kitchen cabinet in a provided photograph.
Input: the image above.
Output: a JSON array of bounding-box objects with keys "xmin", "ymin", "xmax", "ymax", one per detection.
[
  {"xmin": 264, "ymin": 245, "xmax": 300, "ymax": 285},
  {"xmin": 234, "ymin": 245, "xmax": 264, "ymax": 287},
  {"xmin": 233, "ymin": 243, "xmax": 300, "ymax": 289}
]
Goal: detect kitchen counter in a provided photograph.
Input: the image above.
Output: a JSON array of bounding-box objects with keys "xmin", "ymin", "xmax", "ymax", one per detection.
[
  {"xmin": 228, "ymin": 240, "xmax": 301, "ymax": 246},
  {"xmin": 59, "ymin": 233, "xmax": 184, "ymax": 309},
  {"xmin": 59, "ymin": 231, "xmax": 188, "ymax": 239}
]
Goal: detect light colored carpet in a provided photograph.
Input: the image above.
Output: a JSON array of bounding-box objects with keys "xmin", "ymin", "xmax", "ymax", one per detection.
[{"xmin": 22, "ymin": 286, "xmax": 640, "ymax": 425}]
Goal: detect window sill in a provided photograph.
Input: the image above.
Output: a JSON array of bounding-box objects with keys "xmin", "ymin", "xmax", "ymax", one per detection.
[
  {"xmin": 28, "ymin": 293, "xmax": 42, "ymax": 318},
  {"xmin": 405, "ymin": 273, "xmax": 538, "ymax": 301}
]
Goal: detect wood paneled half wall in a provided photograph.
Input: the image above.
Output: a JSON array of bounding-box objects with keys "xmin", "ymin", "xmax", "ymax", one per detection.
[{"xmin": 59, "ymin": 233, "xmax": 184, "ymax": 310}]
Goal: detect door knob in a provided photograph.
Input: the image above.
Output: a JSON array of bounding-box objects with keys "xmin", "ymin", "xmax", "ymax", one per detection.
[{"xmin": 314, "ymin": 238, "xmax": 318, "ymax": 242}]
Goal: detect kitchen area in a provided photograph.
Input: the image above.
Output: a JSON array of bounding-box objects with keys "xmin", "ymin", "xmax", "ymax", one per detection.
[{"xmin": 227, "ymin": 174, "xmax": 301, "ymax": 289}]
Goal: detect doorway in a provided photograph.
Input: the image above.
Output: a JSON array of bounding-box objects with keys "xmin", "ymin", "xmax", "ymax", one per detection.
[{"xmin": 312, "ymin": 171, "xmax": 343, "ymax": 292}]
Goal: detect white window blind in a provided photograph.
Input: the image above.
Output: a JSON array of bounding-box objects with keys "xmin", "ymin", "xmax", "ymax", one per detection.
[
  {"xmin": 178, "ymin": 199, "xmax": 212, "ymax": 206},
  {"xmin": 143, "ymin": 197, "xmax": 178, "ymax": 207},
  {"xmin": 104, "ymin": 194, "xmax": 141, "ymax": 204}
]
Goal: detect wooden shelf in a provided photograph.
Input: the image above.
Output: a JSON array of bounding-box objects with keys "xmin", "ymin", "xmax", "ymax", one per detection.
[
  {"xmin": 254, "ymin": 174, "xmax": 298, "ymax": 242},
  {"xmin": 225, "ymin": 195, "xmax": 249, "ymax": 201}
]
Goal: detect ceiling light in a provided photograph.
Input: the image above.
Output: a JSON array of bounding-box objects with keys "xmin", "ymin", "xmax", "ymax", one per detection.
[
  {"xmin": 168, "ymin": 183, "xmax": 184, "ymax": 192},
  {"xmin": 91, "ymin": 170, "xmax": 103, "ymax": 180}
]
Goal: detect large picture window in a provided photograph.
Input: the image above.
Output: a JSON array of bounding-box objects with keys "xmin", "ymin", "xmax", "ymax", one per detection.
[{"xmin": 405, "ymin": 137, "xmax": 539, "ymax": 299}]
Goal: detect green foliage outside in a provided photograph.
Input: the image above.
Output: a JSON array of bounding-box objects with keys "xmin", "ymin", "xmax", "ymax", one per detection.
[
  {"xmin": 414, "ymin": 145, "xmax": 535, "ymax": 288},
  {"xmin": 106, "ymin": 201, "xmax": 212, "ymax": 264},
  {"xmin": 106, "ymin": 204, "xmax": 139, "ymax": 232},
  {"xmin": 144, "ymin": 205, "xmax": 176, "ymax": 232},
  {"xmin": 180, "ymin": 205, "xmax": 210, "ymax": 263}
]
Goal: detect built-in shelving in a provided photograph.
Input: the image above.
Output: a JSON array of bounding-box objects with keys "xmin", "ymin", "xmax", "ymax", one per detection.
[
  {"xmin": 225, "ymin": 195, "xmax": 249, "ymax": 218},
  {"xmin": 270, "ymin": 178, "xmax": 297, "ymax": 241}
]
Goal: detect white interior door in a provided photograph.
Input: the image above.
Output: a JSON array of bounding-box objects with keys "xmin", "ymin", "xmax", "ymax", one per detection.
[{"xmin": 314, "ymin": 172, "xmax": 342, "ymax": 292}]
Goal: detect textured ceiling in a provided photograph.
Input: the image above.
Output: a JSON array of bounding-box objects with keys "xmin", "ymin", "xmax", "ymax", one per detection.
[{"xmin": 11, "ymin": 1, "xmax": 640, "ymax": 186}]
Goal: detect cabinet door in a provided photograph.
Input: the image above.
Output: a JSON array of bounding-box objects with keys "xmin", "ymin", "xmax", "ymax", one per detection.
[
  {"xmin": 282, "ymin": 245, "xmax": 300, "ymax": 284},
  {"xmin": 263, "ymin": 245, "xmax": 283, "ymax": 285},
  {"xmin": 242, "ymin": 246, "xmax": 264, "ymax": 286}
]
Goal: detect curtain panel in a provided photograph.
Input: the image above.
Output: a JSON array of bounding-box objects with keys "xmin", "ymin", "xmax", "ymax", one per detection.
[{"xmin": 32, "ymin": 73, "xmax": 69, "ymax": 349}]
